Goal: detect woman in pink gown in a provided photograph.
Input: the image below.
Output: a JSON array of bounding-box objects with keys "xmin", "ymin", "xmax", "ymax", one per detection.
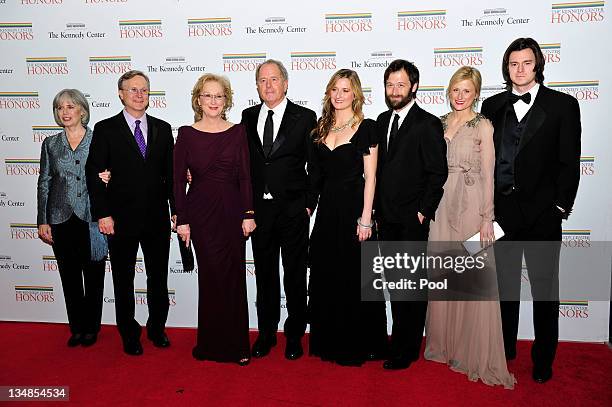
[{"xmin": 425, "ymin": 66, "xmax": 516, "ymax": 389}]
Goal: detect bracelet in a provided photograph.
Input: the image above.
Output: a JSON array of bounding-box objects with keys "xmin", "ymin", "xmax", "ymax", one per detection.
[
  {"xmin": 357, "ymin": 217, "xmax": 374, "ymax": 229},
  {"xmin": 245, "ymin": 210, "xmax": 255, "ymax": 215}
]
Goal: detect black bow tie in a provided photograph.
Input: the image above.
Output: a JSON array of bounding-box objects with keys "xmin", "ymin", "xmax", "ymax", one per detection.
[{"xmin": 508, "ymin": 92, "xmax": 531, "ymax": 105}]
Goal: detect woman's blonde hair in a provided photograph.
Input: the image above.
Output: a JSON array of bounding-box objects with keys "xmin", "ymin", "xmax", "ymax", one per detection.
[
  {"xmin": 446, "ymin": 66, "xmax": 482, "ymax": 111},
  {"xmin": 191, "ymin": 73, "xmax": 234, "ymax": 121}
]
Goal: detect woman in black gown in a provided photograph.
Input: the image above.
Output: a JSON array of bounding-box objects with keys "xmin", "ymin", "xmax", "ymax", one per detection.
[
  {"xmin": 174, "ymin": 74, "xmax": 256, "ymax": 366},
  {"xmin": 308, "ymin": 69, "xmax": 388, "ymax": 366}
]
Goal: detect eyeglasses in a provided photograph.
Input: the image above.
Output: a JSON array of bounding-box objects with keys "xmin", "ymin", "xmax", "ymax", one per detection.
[
  {"xmin": 122, "ymin": 87, "xmax": 149, "ymax": 95},
  {"xmin": 385, "ymin": 82, "xmax": 407, "ymax": 90},
  {"xmin": 199, "ymin": 93, "xmax": 226, "ymax": 102}
]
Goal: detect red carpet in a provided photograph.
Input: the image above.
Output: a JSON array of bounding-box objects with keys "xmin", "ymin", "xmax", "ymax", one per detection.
[{"xmin": 1, "ymin": 322, "xmax": 610, "ymax": 406}]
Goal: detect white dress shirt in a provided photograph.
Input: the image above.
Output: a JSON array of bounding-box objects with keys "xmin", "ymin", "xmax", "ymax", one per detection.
[
  {"xmin": 513, "ymin": 83, "xmax": 540, "ymax": 122},
  {"xmin": 257, "ymin": 97, "xmax": 288, "ymax": 146},
  {"xmin": 257, "ymin": 97, "xmax": 288, "ymax": 199},
  {"xmin": 122, "ymin": 109, "xmax": 148, "ymax": 142}
]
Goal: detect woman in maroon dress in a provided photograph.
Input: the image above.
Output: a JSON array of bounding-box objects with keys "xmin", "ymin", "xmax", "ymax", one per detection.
[{"xmin": 174, "ymin": 74, "xmax": 255, "ymax": 366}]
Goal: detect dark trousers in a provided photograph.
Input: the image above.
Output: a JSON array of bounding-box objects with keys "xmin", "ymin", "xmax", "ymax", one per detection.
[
  {"xmin": 251, "ymin": 200, "xmax": 309, "ymax": 339},
  {"xmin": 495, "ymin": 192, "xmax": 562, "ymax": 369},
  {"xmin": 378, "ymin": 217, "xmax": 430, "ymax": 361},
  {"xmin": 108, "ymin": 228, "xmax": 170, "ymax": 341},
  {"xmin": 51, "ymin": 213, "xmax": 106, "ymax": 335}
]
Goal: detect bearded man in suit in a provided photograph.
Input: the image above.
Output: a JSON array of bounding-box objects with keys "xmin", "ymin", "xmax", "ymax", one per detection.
[{"xmin": 375, "ymin": 59, "xmax": 448, "ymax": 370}]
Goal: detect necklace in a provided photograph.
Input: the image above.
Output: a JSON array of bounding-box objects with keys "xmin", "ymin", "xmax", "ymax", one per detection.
[{"xmin": 330, "ymin": 116, "xmax": 356, "ymax": 132}]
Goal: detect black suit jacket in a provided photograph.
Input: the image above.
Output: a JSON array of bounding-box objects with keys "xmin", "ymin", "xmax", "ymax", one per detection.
[
  {"xmin": 481, "ymin": 85, "xmax": 581, "ymax": 228},
  {"xmin": 241, "ymin": 99, "xmax": 318, "ymax": 214},
  {"xmin": 86, "ymin": 111, "xmax": 175, "ymax": 236},
  {"xmin": 375, "ymin": 103, "xmax": 448, "ymax": 223}
]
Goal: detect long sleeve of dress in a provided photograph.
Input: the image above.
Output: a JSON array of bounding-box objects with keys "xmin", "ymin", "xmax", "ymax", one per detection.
[
  {"xmin": 478, "ymin": 119, "xmax": 495, "ymax": 224},
  {"xmin": 237, "ymin": 125, "xmax": 254, "ymax": 219},
  {"xmin": 173, "ymin": 128, "xmax": 189, "ymax": 226},
  {"xmin": 37, "ymin": 138, "xmax": 51, "ymax": 225}
]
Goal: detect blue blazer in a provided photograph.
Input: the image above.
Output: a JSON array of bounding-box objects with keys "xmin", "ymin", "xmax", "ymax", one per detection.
[{"xmin": 37, "ymin": 127, "xmax": 94, "ymax": 225}]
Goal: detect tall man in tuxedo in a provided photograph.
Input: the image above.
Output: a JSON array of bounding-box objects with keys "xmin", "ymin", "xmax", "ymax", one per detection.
[
  {"xmin": 86, "ymin": 70, "xmax": 175, "ymax": 356},
  {"xmin": 481, "ymin": 38, "xmax": 581, "ymax": 383},
  {"xmin": 376, "ymin": 59, "xmax": 448, "ymax": 370},
  {"xmin": 241, "ymin": 60, "xmax": 317, "ymax": 360}
]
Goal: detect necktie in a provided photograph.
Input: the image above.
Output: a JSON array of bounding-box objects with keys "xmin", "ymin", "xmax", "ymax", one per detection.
[
  {"xmin": 508, "ymin": 92, "xmax": 531, "ymax": 105},
  {"xmin": 388, "ymin": 113, "xmax": 400, "ymax": 151},
  {"xmin": 134, "ymin": 119, "xmax": 146, "ymax": 158},
  {"xmin": 263, "ymin": 110, "xmax": 274, "ymax": 157}
]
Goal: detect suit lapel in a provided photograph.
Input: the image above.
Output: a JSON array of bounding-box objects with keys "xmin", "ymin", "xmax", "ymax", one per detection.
[
  {"xmin": 378, "ymin": 110, "xmax": 391, "ymax": 164},
  {"xmin": 269, "ymin": 99, "xmax": 296, "ymax": 157},
  {"xmin": 485, "ymin": 94, "xmax": 509, "ymax": 156},
  {"xmin": 145, "ymin": 114, "xmax": 158, "ymax": 160},
  {"xmin": 518, "ymin": 92, "xmax": 546, "ymax": 153},
  {"xmin": 387, "ymin": 105, "xmax": 417, "ymax": 160},
  {"xmin": 493, "ymin": 101, "xmax": 507, "ymax": 155},
  {"xmin": 398, "ymin": 105, "xmax": 418, "ymax": 135},
  {"xmin": 249, "ymin": 105, "xmax": 264, "ymax": 156},
  {"xmin": 115, "ymin": 112, "xmax": 145, "ymax": 160}
]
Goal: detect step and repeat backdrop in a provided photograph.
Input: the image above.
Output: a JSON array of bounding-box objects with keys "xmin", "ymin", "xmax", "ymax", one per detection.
[{"xmin": 0, "ymin": 0, "xmax": 610, "ymax": 341}]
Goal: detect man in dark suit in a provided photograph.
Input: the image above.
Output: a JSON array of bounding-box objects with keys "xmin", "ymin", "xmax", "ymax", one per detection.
[
  {"xmin": 86, "ymin": 70, "xmax": 175, "ymax": 356},
  {"xmin": 481, "ymin": 38, "xmax": 581, "ymax": 383},
  {"xmin": 375, "ymin": 59, "xmax": 448, "ymax": 370},
  {"xmin": 241, "ymin": 59, "xmax": 317, "ymax": 360}
]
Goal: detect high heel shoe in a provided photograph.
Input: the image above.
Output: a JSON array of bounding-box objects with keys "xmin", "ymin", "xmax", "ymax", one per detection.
[{"xmin": 238, "ymin": 358, "xmax": 250, "ymax": 366}]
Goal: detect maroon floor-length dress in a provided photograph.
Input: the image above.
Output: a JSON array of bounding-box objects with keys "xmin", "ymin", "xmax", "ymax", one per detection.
[{"xmin": 174, "ymin": 124, "xmax": 253, "ymax": 362}]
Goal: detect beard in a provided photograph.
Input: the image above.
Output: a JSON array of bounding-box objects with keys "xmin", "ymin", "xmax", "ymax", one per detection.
[{"xmin": 385, "ymin": 93, "xmax": 412, "ymax": 110}]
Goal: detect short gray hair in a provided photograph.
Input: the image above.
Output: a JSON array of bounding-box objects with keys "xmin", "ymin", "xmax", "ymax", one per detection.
[
  {"xmin": 255, "ymin": 59, "xmax": 289, "ymax": 82},
  {"xmin": 52, "ymin": 89, "xmax": 90, "ymax": 127}
]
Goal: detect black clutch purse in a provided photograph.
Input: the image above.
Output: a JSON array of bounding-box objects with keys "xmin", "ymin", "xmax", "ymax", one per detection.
[{"xmin": 176, "ymin": 234, "xmax": 194, "ymax": 272}]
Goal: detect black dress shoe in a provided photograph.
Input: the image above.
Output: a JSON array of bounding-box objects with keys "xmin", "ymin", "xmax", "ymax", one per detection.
[
  {"xmin": 192, "ymin": 346, "xmax": 206, "ymax": 361},
  {"xmin": 337, "ymin": 358, "xmax": 364, "ymax": 367},
  {"xmin": 67, "ymin": 333, "xmax": 82, "ymax": 347},
  {"xmin": 285, "ymin": 338, "xmax": 303, "ymax": 360},
  {"xmin": 252, "ymin": 333, "xmax": 277, "ymax": 358},
  {"xmin": 383, "ymin": 357, "xmax": 412, "ymax": 370},
  {"xmin": 123, "ymin": 338, "xmax": 143, "ymax": 356},
  {"xmin": 148, "ymin": 332, "xmax": 170, "ymax": 348},
  {"xmin": 532, "ymin": 366, "xmax": 553, "ymax": 383},
  {"xmin": 80, "ymin": 333, "xmax": 98, "ymax": 347},
  {"xmin": 366, "ymin": 351, "xmax": 387, "ymax": 361}
]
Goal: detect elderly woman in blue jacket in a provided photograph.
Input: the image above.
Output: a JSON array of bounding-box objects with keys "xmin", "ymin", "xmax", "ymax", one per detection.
[{"xmin": 37, "ymin": 89, "xmax": 110, "ymax": 347}]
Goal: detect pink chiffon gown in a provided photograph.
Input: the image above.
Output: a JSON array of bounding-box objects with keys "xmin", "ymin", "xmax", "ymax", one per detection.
[{"xmin": 425, "ymin": 113, "xmax": 516, "ymax": 389}]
